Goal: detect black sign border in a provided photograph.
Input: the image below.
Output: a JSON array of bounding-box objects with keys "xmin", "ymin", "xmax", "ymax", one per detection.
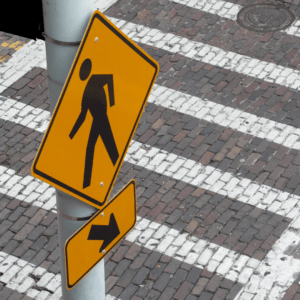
[{"xmin": 32, "ymin": 11, "xmax": 158, "ymax": 207}]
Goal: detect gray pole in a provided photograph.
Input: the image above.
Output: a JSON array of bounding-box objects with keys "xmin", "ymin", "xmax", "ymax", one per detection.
[{"xmin": 41, "ymin": 0, "xmax": 105, "ymax": 299}]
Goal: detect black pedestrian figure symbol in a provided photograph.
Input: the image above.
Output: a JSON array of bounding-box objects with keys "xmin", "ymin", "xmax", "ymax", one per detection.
[{"xmin": 69, "ymin": 58, "xmax": 119, "ymax": 189}]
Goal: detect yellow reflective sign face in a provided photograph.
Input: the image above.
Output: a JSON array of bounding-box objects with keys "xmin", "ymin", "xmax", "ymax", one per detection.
[
  {"xmin": 31, "ymin": 10, "xmax": 159, "ymax": 208},
  {"xmin": 65, "ymin": 180, "xmax": 136, "ymax": 289}
]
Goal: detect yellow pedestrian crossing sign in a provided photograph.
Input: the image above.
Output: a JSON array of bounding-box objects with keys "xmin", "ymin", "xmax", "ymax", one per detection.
[{"xmin": 31, "ymin": 10, "xmax": 159, "ymax": 209}]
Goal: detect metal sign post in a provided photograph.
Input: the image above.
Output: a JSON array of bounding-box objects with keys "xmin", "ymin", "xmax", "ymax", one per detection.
[{"xmin": 40, "ymin": 0, "xmax": 105, "ymax": 299}]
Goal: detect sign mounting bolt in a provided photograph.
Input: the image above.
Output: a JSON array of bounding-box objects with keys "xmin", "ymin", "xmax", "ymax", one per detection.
[
  {"xmin": 100, "ymin": 182, "xmax": 104, "ymax": 186},
  {"xmin": 101, "ymin": 212, "xmax": 104, "ymax": 217},
  {"xmin": 95, "ymin": 37, "xmax": 98, "ymax": 42},
  {"xmin": 102, "ymin": 250, "xmax": 106, "ymax": 254}
]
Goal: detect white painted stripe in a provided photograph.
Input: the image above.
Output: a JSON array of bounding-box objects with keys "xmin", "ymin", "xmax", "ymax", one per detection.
[
  {"xmin": 1, "ymin": 97, "xmax": 300, "ymax": 218},
  {"xmin": 2, "ymin": 20, "xmax": 300, "ymax": 151},
  {"xmin": 0, "ymin": 97, "xmax": 51, "ymax": 133},
  {"xmin": 126, "ymin": 140, "xmax": 300, "ymax": 218},
  {"xmin": 4, "ymin": 163, "xmax": 265, "ymax": 279},
  {"xmin": 0, "ymin": 251, "xmax": 61, "ymax": 299},
  {"xmin": 107, "ymin": 16, "xmax": 300, "ymax": 89},
  {"xmin": 173, "ymin": 0, "xmax": 300, "ymax": 37},
  {"xmin": 235, "ymin": 218, "xmax": 300, "ymax": 299},
  {"xmin": 150, "ymin": 85, "xmax": 300, "ymax": 148},
  {"xmin": 0, "ymin": 212, "xmax": 261, "ymax": 295},
  {"xmin": 0, "ymin": 40, "xmax": 46, "ymax": 89},
  {"xmin": 3, "ymin": 81, "xmax": 300, "ymax": 150},
  {"xmin": 0, "ymin": 251, "xmax": 116, "ymax": 300},
  {"xmin": 105, "ymin": 296, "xmax": 119, "ymax": 300},
  {"xmin": 94, "ymin": 0, "xmax": 118, "ymax": 13},
  {"xmin": 1, "ymin": 157, "xmax": 273, "ymax": 285},
  {"xmin": 2, "ymin": 12, "xmax": 300, "ymax": 98}
]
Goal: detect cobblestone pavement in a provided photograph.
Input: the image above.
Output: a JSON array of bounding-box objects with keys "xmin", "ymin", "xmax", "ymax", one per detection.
[
  {"xmin": 0, "ymin": 33, "xmax": 29, "ymax": 65},
  {"xmin": 4, "ymin": 0, "xmax": 300, "ymax": 299}
]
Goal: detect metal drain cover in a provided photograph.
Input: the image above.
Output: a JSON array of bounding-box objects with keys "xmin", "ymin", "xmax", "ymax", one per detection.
[{"xmin": 237, "ymin": 3, "xmax": 295, "ymax": 33}]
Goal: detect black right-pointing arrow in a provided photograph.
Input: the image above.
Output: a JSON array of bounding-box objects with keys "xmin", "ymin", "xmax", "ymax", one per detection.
[{"xmin": 88, "ymin": 213, "xmax": 120, "ymax": 253}]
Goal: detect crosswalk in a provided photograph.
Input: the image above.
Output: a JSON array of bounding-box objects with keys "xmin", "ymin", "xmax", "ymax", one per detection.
[
  {"xmin": 1, "ymin": 158, "xmax": 300, "ymax": 299},
  {"xmin": 1, "ymin": 89, "xmax": 300, "ymax": 298},
  {"xmin": 2, "ymin": 98, "xmax": 300, "ymax": 218},
  {"xmin": 1, "ymin": 0, "xmax": 300, "ymax": 299},
  {"xmin": 5, "ymin": 82, "xmax": 300, "ymax": 150},
  {"xmin": 106, "ymin": 17, "xmax": 300, "ymax": 88}
]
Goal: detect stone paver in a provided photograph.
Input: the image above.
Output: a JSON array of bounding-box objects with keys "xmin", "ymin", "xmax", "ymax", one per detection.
[{"xmin": 1, "ymin": 0, "xmax": 300, "ymax": 299}]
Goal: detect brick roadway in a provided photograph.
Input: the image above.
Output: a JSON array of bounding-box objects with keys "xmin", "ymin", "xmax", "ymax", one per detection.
[
  {"xmin": 3, "ymin": 0, "xmax": 300, "ymax": 299},
  {"xmin": 0, "ymin": 33, "xmax": 29, "ymax": 64}
]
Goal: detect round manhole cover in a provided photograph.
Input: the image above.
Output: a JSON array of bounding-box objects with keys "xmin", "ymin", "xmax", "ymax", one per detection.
[{"xmin": 237, "ymin": 3, "xmax": 295, "ymax": 33}]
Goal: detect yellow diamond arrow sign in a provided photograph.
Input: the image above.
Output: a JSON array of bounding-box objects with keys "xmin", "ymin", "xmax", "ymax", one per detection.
[
  {"xmin": 31, "ymin": 10, "xmax": 159, "ymax": 208},
  {"xmin": 65, "ymin": 180, "xmax": 136, "ymax": 289}
]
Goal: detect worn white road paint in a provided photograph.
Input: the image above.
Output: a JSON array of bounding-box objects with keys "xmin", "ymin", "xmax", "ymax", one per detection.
[
  {"xmin": 1, "ymin": 98, "xmax": 300, "ymax": 219},
  {"xmin": 107, "ymin": 16, "xmax": 300, "ymax": 90}
]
